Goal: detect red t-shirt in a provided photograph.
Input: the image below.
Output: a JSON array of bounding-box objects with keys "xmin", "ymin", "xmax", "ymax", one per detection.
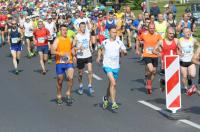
[{"xmin": 33, "ymin": 27, "xmax": 50, "ymax": 46}]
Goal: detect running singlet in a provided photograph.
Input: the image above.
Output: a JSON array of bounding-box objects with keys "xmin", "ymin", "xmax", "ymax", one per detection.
[
  {"xmin": 10, "ymin": 28, "xmax": 21, "ymax": 45},
  {"xmin": 162, "ymin": 39, "xmax": 177, "ymax": 69},
  {"xmin": 138, "ymin": 32, "xmax": 162, "ymax": 58},
  {"xmin": 55, "ymin": 37, "xmax": 73, "ymax": 64},
  {"xmin": 105, "ymin": 20, "xmax": 116, "ymax": 30},
  {"xmin": 76, "ymin": 32, "xmax": 92, "ymax": 59},
  {"xmin": 179, "ymin": 37, "xmax": 194, "ymax": 62}
]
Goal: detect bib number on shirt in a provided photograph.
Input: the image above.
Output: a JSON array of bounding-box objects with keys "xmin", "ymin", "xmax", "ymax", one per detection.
[
  {"xmin": 11, "ymin": 37, "xmax": 19, "ymax": 44},
  {"xmin": 60, "ymin": 54, "xmax": 69, "ymax": 63},
  {"xmin": 38, "ymin": 37, "xmax": 45, "ymax": 43},
  {"xmin": 146, "ymin": 47, "xmax": 154, "ymax": 54}
]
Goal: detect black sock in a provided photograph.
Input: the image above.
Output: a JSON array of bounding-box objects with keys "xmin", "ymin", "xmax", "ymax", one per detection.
[
  {"xmin": 188, "ymin": 76, "xmax": 192, "ymax": 86},
  {"xmin": 16, "ymin": 59, "xmax": 19, "ymax": 64}
]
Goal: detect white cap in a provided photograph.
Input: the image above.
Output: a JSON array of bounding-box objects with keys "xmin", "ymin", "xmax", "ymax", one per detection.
[
  {"xmin": 47, "ymin": 16, "xmax": 52, "ymax": 19},
  {"xmin": 164, "ymin": 4, "xmax": 169, "ymax": 8}
]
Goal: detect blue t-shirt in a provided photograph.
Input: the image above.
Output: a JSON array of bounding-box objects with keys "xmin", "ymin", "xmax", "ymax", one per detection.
[{"xmin": 132, "ymin": 19, "xmax": 140, "ymax": 28}]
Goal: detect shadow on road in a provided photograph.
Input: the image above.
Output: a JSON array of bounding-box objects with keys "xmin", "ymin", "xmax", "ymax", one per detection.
[
  {"xmin": 131, "ymin": 79, "xmax": 145, "ymax": 85},
  {"xmin": 183, "ymin": 106, "xmax": 200, "ymax": 115},
  {"xmin": 9, "ymin": 69, "xmax": 24, "ymax": 75},
  {"xmin": 93, "ymin": 102, "xmax": 122, "ymax": 113}
]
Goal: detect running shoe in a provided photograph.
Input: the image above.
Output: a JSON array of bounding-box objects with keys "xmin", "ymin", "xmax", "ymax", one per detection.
[
  {"xmin": 102, "ymin": 96, "xmax": 109, "ymax": 109},
  {"xmin": 78, "ymin": 87, "xmax": 84, "ymax": 95},
  {"xmin": 111, "ymin": 103, "xmax": 119, "ymax": 110},
  {"xmin": 42, "ymin": 70, "xmax": 47, "ymax": 75},
  {"xmin": 15, "ymin": 69, "xmax": 19, "ymax": 75},
  {"xmin": 65, "ymin": 96, "xmax": 73, "ymax": 105},
  {"xmin": 56, "ymin": 98, "xmax": 63, "ymax": 105},
  {"xmin": 186, "ymin": 85, "xmax": 197, "ymax": 96},
  {"xmin": 88, "ymin": 86, "xmax": 94, "ymax": 95},
  {"xmin": 48, "ymin": 59, "xmax": 52, "ymax": 64}
]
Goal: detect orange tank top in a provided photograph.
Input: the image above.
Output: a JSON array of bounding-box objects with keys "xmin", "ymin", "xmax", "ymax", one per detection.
[{"xmin": 55, "ymin": 37, "xmax": 73, "ymax": 64}]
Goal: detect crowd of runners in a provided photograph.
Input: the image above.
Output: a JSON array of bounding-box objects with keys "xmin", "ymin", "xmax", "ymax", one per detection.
[{"xmin": 0, "ymin": 0, "xmax": 200, "ymax": 110}]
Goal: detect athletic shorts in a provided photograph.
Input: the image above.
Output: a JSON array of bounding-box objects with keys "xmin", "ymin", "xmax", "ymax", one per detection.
[
  {"xmin": 25, "ymin": 36, "xmax": 33, "ymax": 41},
  {"xmin": 0, "ymin": 27, "xmax": 5, "ymax": 31},
  {"xmin": 77, "ymin": 56, "xmax": 92, "ymax": 69},
  {"xmin": 37, "ymin": 45, "xmax": 49, "ymax": 54},
  {"xmin": 103, "ymin": 67, "xmax": 120, "ymax": 80},
  {"xmin": 180, "ymin": 61, "xmax": 192, "ymax": 67},
  {"xmin": 10, "ymin": 44, "xmax": 22, "ymax": 51},
  {"xmin": 143, "ymin": 57, "xmax": 158, "ymax": 67},
  {"xmin": 48, "ymin": 38, "xmax": 56, "ymax": 44},
  {"xmin": 56, "ymin": 63, "xmax": 74, "ymax": 75}
]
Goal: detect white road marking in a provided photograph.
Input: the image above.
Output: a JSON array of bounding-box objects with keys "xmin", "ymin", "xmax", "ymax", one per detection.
[
  {"xmin": 179, "ymin": 120, "xmax": 200, "ymax": 130},
  {"xmin": 138, "ymin": 100, "xmax": 161, "ymax": 111},
  {"xmin": 84, "ymin": 71, "xmax": 103, "ymax": 80},
  {"xmin": 138, "ymin": 100, "xmax": 200, "ymax": 130}
]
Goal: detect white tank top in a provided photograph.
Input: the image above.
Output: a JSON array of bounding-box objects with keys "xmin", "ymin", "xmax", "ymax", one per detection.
[
  {"xmin": 24, "ymin": 22, "xmax": 33, "ymax": 37},
  {"xmin": 180, "ymin": 37, "xmax": 194, "ymax": 62},
  {"xmin": 45, "ymin": 22, "xmax": 56, "ymax": 40},
  {"xmin": 76, "ymin": 32, "xmax": 92, "ymax": 59}
]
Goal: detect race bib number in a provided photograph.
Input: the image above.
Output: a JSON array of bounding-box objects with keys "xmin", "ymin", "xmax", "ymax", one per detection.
[
  {"xmin": 60, "ymin": 54, "xmax": 69, "ymax": 63},
  {"xmin": 38, "ymin": 37, "xmax": 45, "ymax": 43},
  {"xmin": 183, "ymin": 47, "xmax": 192, "ymax": 54},
  {"xmin": 82, "ymin": 39, "xmax": 89, "ymax": 48},
  {"xmin": 146, "ymin": 47, "xmax": 154, "ymax": 54},
  {"xmin": 11, "ymin": 37, "xmax": 19, "ymax": 44}
]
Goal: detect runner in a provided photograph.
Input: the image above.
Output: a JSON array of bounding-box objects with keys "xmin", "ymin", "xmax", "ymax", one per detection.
[
  {"xmin": 73, "ymin": 22, "xmax": 94, "ymax": 95},
  {"xmin": 44, "ymin": 16, "xmax": 57, "ymax": 63},
  {"xmin": 155, "ymin": 13, "xmax": 169, "ymax": 39},
  {"xmin": 190, "ymin": 47, "xmax": 200, "ymax": 96},
  {"xmin": 51, "ymin": 24, "xmax": 75, "ymax": 105},
  {"xmin": 23, "ymin": 16, "xmax": 34, "ymax": 58},
  {"xmin": 33, "ymin": 20, "xmax": 50, "ymax": 75},
  {"xmin": 96, "ymin": 26, "xmax": 127, "ymax": 110},
  {"xmin": 153, "ymin": 26, "xmax": 180, "ymax": 92},
  {"xmin": 136, "ymin": 23, "xmax": 162, "ymax": 94},
  {"xmin": 179, "ymin": 27, "xmax": 200, "ymax": 94},
  {"xmin": 124, "ymin": 6, "xmax": 135, "ymax": 49},
  {"xmin": 7, "ymin": 20, "xmax": 23, "ymax": 75}
]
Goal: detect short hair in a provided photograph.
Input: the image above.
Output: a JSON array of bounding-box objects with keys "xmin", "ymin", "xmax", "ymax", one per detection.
[
  {"xmin": 79, "ymin": 22, "xmax": 86, "ymax": 27},
  {"xmin": 108, "ymin": 26, "xmax": 116, "ymax": 31},
  {"xmin": 60, "ymin": 24, "xmax": 68, "ymax": 29}
]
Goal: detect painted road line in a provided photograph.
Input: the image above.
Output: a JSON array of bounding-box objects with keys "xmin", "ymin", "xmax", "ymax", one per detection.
[
  {"xmin": 85, "ymin": 71, "xmax": 103, "ymax": 80},
  {"xmin": 138, "ymin": 100, "xmax": 161, "ymax": 111},
  {"xmin": 138, "ymin": 100, "xmax": 200, "ymax": 130},
  {"xmin": 179, "ymin": 120, "xmax": 200, "ymax": 130}
]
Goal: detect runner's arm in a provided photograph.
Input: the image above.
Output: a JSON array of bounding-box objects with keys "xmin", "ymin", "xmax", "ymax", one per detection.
[
  {"xmin": 193, "ymin": 38, "xmax": 200, "ymax": 47},
  {"xmin": 51, "ymin": 38, "xmax": 60, "ymax": 56},
  {"xmin": 96, "ymin": 44, "xmax": 104, "ymax": 63},
  {"xmin": 176, "ymin": 39, "xmax": 183, "ymax": 56},
  {"xmin": 192, "ymin": 46, "xmax": 200, "ymax": 65},
  {"xmin": 153, "ymin": 40, "xmax": 162, "ymax": 57}
]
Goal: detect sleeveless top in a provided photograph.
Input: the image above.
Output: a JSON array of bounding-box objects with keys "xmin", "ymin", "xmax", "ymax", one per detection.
[{"xmin": 55, "ymin": 37, "xmax": 73, "ymax": 64}]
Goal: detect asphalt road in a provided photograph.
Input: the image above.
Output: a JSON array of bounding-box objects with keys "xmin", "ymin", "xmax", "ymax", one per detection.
[{"xmin": 0, "ymin": 44, "xmax": 199, "ymax": 132}]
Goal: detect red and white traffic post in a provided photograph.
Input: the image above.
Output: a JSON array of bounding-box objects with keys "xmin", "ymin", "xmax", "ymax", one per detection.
[{"xmin": 164, "ymin": 51, "xmax": 181, "ymax": 113}]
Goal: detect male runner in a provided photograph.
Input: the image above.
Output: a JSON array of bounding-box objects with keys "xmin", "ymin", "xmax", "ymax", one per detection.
[
  {"xmin": 8, "ymin": 20, "xmax": 23, "ymax": 74},
  {"xmin": 51, "ymin": 24, "xmax": 75, "ymax": 105},
  {"xmin": 179, "ymin": 28, "xmax": 200, "ymax": 94},
  {"xmin": 33, "ymin": 20, "xmax": 50, "ymax": 75},
  {"xmin": 136, "ymin": 23, "xmax": 162, "ymax": 94},
  {"xmin": 73, "ymin": 22, "xmax": 94, "ymax": 95},
  {"xmin": 96, "ymin": 26, "xmax": 127, "ymax": 110}
]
